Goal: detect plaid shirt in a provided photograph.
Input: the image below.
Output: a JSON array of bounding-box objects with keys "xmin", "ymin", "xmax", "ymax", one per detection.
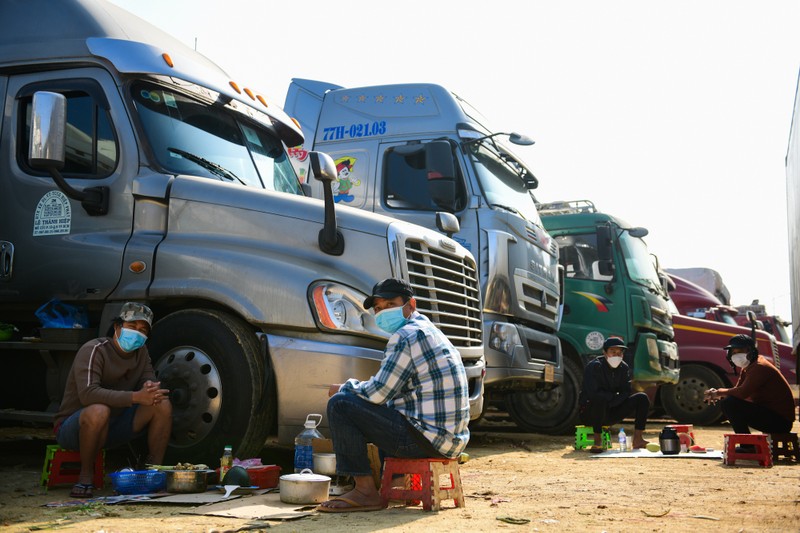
[{"xmin": 340, "ymin": 311, "xmax": 470, "ymax": 458}]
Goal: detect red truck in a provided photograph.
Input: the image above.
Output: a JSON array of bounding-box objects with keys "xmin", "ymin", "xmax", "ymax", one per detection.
[
  {"xmin": 659, "ymin": 275, "xmax": 796, "ymax": 425},
  {"xmin": 733, "ymin": 302, "xmax": 792, "ymax": 345}
]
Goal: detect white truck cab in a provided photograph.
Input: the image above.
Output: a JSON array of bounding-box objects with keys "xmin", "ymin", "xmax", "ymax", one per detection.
[{"xmin": 285, "ymin": 79, "xmax": 564, "ymax": 432}]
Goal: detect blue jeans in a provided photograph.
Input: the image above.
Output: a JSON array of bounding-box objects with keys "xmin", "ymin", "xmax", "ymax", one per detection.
[
  {"xmin": 327, "ymin": 392, "xmax": 443, "ymax": 477},
  {"xmin": 56, "ymin": 406, "xmax": 142, "ymax": 451}
]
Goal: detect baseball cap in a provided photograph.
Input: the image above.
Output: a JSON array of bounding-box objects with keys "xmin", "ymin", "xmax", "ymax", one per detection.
[
  {"xmin": 363, "ymin": 278, "xmax": 414, "ymax": 309},
  {"xmin": 724, "ymin": 334, "xmax": 754, "ymax": 351},
  {"xmin": 602, "ymin": 336, "xmax": 627, "ymax": 351},
  {"xmin": 119, "ymin": 302, "xmax": 153, "ymax": 327}
]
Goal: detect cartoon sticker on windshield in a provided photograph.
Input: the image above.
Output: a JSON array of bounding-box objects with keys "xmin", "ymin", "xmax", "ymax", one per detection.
[
  {"xmin": 334, "ymin": 156, "xmax": 361, "ymax": 203},
  {"xmin": 33, "ymin": 190, "xmax": 71, "ymax": 236}
]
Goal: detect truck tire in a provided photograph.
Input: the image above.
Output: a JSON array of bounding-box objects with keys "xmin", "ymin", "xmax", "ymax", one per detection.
[
  {"xmin": 148, "ymin": 309, "xmax": 274, "ymax": 464},
  {"xmin": 660, "ymin": 365, "xmax": 726, "ymax": 425},
  {"xmin": 505, "ymin": 355, "xmax": 582, "ymax": 435}
]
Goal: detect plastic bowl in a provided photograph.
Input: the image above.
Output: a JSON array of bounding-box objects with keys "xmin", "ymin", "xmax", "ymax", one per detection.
[{"xmin": 109, "ymin": 470, "xmax": 167, "ymax": 494}]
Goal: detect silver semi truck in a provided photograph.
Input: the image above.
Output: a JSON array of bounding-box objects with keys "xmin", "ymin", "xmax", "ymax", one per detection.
[
  {"xmin": 0, "ymin": 0, "xmax": 485, "ymax": 463},
  {"xmin": 284, "ymin": 79, "xmax": 564, "ymax": 432}
]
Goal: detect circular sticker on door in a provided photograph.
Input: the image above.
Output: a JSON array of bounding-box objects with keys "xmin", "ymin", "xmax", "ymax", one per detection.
[{"xmin": 585, "ymin": 331, "xmax": 605, "ymax": 351}]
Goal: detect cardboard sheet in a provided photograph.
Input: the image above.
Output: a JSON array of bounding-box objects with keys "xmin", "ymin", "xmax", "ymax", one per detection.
[
  {"xmin": 184, "ymin": 492, "xmax": 316, "ymax": 521},
  {"xmin": 588, "ymin": 449, "xmax": 724, "ymax": 459},
  {"xmin": 142, "ymin": 492, "xmax": 243, "ymax": 504}
]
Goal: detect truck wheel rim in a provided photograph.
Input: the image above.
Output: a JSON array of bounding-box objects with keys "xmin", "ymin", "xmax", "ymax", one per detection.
[
  {"xmin": 674, "ymin": 378, "xmax": 706, "ymax": 412},
  {"xmin": 154, "ymin": 347, "xmax": 223, "ymax": 447}
]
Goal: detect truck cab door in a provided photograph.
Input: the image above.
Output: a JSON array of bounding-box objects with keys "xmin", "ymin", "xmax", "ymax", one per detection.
[
  {"xmin": 0, "ymin": 68, "xmax": 138, "ymax": 306},
  {"xmin": 373, "ymin": 139, "xmax": 477, "ymax": 253},
  {"xmin": 556, "ymin": 232, "xmax": 629, "ymax": 357}
]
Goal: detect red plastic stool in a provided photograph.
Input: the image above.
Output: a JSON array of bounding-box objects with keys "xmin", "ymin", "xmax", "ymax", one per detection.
[
  {"xmin": 41, "ymin": 445, "xmax": 105, "ymax": 489},
  {"xmin": 769, "ymin": 433, "xmax": 800, "ymax": 463},
  {"xmin": 723, "ymin": 434, "xmax": 772, "ymax": 467},
  {"xmin": 380, "ymin": 457, "xmax": 464, "ymax": 511}
]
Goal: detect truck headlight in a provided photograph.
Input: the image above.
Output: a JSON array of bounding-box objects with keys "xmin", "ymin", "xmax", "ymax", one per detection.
[
  {"xmin": 647, "ymin": 337, "xmax": 659, "ymax": 358},
  {"xmin": 309, "ymin": 282, "xmax": 386, "ymax": 339},
  {"xmin": 489, "ymin": 322, "xmax": 521, "ymax": 356}
]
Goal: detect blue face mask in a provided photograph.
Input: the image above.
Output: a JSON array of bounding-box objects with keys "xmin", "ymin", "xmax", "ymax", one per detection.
[
  {"xmin": 375, "ymin": 306, "xmax": 408, "ymax": 334},
  {"xmin": 117, "ymin": 327, "xmax": 148, "ymax": 352}
]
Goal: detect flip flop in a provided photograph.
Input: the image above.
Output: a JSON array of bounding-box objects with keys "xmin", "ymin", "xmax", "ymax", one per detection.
[
  {"xmin": 69, "ymin": 483, "xmax": 94, "ymax": 499},
  {"xmin": 589, "ymin": 445, "xmax": 604, "ymax": 454},
  {"xmin": 316, "ymin": 496, "xmax": 384, "ymax": 513}
]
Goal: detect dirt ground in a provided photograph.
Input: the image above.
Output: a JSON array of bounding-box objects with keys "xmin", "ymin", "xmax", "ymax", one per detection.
[{"xmin": 1, "ymin": 415, "xmax": 798, "ymax": 533}]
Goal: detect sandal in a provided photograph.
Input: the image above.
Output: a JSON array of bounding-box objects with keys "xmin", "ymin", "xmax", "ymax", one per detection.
[
  {"xmin": 589, "ymin": 445, "xmax": 604, "ymax": 454},
  {"xmin": 69, "ymin": 483, "xmax": 94, "ymax": 499}
]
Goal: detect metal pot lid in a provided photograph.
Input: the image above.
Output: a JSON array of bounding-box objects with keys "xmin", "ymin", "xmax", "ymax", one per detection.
[{"xmin": 280, "ymin": 469, "xmax": 331, "ymax": 482}]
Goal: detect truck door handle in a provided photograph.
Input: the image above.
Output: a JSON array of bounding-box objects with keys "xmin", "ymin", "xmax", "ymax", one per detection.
[{"xmin": 0, "ymin": 241, "xmax": 13, "ymax": 280}]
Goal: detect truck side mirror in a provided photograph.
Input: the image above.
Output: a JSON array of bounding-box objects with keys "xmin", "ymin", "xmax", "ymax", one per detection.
[
  {"xmin": 424, "ymin": 141, "xmax": 457, "ymax": 212},
  {"xmin": 309, "ymin": 151, "xmax": 344, "ymax": 255},
  {"xmin": 29, "ymin": 91, "xmax": 109, "ymax": 216},
  {"xmin": 436, "ymin": 212, "xmax": 460, "ymax": 237},
  {"xmin": 29, "ymin": 92, "xmax": 66, "ymax": 168},
  {"xmin": 596, "ymin": 224, "xmax": 614, "ymax": 276}
]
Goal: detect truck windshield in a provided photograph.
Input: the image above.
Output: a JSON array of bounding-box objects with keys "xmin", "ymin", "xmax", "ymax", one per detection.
[
  {"xmin": 617, "ymin": 232, "xmax": 663, "ymax": 293},
  {"xmin": 466, "ymin": 142, "xmax": 541, "ymax": 224},
  {"xmin": 131, "ymin": 81, "xmax": 301, "ymax": 195}
]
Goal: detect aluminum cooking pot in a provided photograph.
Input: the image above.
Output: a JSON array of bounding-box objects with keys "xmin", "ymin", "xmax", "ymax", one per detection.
[
  {"xmin": 165, "ymin": 469, "xmax": 213, "ymax": 493},
  {"xmin": 279, "ymin": 469, "xmax": 331, "ymax": 504},
  {"xmin": 312, "ymin": 452, "xmax": 337, "ymax": 475}
]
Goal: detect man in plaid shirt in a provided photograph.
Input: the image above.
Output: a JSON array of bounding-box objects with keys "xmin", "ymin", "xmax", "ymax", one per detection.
[{"xmin": 317, "ymin": 278, "xmax": 470, "ymax": 513}]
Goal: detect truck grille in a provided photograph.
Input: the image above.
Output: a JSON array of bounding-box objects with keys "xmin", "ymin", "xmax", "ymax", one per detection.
[{"xmin": 401, "ymin": 239, "xmax": 482, "ymax": 348}]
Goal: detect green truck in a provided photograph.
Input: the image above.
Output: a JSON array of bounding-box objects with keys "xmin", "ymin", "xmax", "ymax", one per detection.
[{"xmin": 534, "ymin": 200, "xmax": 680, "ymax": 432}]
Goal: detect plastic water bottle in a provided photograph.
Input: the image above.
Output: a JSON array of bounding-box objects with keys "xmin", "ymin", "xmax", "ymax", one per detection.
[
  {"xmin": 220, "ymin": 445, "xmax": 233, "ymax": 482},
  {"xmin": 294, "ymin": 413, "xmax": 323, "ymax": 472},
  {"xmin": 618, "ymin": 428, "xmax": 628, "ymax": 452}
]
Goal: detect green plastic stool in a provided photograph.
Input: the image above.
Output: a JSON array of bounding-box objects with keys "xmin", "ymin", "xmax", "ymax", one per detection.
[{"xmin": 574, "ymin": 425, "xmax": 611, "ymax": 450}]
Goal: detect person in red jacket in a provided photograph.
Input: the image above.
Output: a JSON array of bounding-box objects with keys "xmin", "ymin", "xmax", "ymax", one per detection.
[
  {"xmin": 54, "ymin": 303, "xmax": 171, "ymax": 499},
  {"xmin": 704, "ymin": 334, "xmax": 795, "ymax": 447}
]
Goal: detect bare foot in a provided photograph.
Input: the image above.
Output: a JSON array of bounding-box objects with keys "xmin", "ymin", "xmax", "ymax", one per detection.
[
  {"xmin": 318, "ymin": 487, "xmax": 381, "ymax": 510},
  {"xmin": 632, "ymin": 439, "xmax": 650, "ymax": 449}
]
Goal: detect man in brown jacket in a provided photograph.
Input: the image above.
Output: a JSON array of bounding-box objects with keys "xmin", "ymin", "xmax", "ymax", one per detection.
[
  {"xmin": 54, "ymin": 303, "xmax": 171, "ymax": 498},
  {"xmin": 704, "ymin": 334, "xmax": 795, "ymax": 444}
]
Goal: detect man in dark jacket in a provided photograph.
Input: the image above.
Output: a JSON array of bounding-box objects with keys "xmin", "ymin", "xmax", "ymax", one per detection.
[{"xmin": 578, "ymin": 336, "xmax": 650, "ymax": 452}]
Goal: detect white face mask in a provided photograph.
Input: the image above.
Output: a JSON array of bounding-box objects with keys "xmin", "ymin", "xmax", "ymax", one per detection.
[
  {"xmin": 731, "ymin": 352, "xmax": 750, "ymax": 368},
  {"xmin": 607, "ymin": 356, "xmax": 623, "ymax": 368}
]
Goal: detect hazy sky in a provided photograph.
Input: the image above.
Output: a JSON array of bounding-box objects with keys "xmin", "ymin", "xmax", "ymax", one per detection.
[{"xmin": 109, "ymin": 0, "xmax": 800, "ymax": 325}]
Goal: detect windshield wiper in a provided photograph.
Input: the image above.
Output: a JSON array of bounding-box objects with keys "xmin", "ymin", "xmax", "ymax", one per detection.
[{"xmin": 167, "ymin": 147, "xmax": 246, "ymax": 186}]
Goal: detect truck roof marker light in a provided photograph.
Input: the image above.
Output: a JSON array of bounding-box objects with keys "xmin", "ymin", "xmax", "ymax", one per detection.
[
  {"xmin": 457, "ymin": 127, "xmax": 483, "ymax": 141},
  {"xmin": 312, "ymin": 285, "xmax": 338, "ymax": 329},
  {"xmin": 129, "ymin": 260, "xmax": 147, "ymax": 273},
  {"xmin": 291, "ymin": 117, "xmax": 301, "ymax": 130},
  {"xmin": 161, "ymin": 53, "xmax": 174, "ymax": 68},
  {"xmin": 244, "ymin": 88, "xmax": 255, "ymax": 100},
  {"xmin": 229, "ymin": 81, "xmax": 241, "ymax": 94},
  {"xmin": 256, "ymin": 95, "xmax": 268, "ymax": 107}
]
